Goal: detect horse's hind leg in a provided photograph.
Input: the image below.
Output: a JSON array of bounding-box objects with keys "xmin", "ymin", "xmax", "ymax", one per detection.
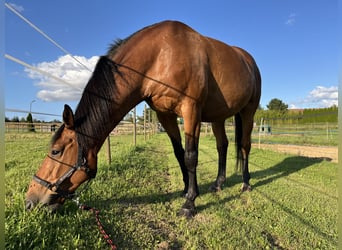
[
  {"xmin": 210, "ymin": 121, "xmax": 228, "ymax": 192},
  {"xmin": 156, "ymin": 112, "xmax": 188, "ymax": 195},
  {"xmin": 236, "ymin": 110, "xmax": 254, "ymax": 192}
]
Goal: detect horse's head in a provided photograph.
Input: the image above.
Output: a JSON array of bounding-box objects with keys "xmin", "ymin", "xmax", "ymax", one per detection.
[{"xmin": 25, "ymin": 105, "xmax": 97, "ymax": 211}]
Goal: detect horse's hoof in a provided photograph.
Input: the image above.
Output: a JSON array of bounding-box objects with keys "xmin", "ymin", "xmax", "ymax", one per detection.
[
  {"xmin": 178, "ymin": 207, "xmax": 196, "ymax": 218},
  {"xmin": 209, "ymin": 184, "xmax": 222, "ymax": 192},
  {"xmin": 241, "ymin": 183, "xmax": 252, "ymax": 192}
]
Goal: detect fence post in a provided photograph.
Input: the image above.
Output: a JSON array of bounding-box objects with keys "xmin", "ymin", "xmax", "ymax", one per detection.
[
  {"xmin": 258, "ymin": 117, "xmax": 263, "ymax": 149},
  {"xmin": 144, "ymin": 104, "xmax": 147, "ymax": 141},
  {"xmin": 106, "ymin": 135, "xmax": 111, "ymax": 165},
  {"xmin": 133, "ymin": 108, "xmax": 137, "ymax": 146}
]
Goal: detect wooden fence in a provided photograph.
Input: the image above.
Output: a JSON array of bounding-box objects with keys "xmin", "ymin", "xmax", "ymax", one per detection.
[
  {"xmin": 5, "ymin": 121, "xmax": 337, "ymax": 143},
  {"xmin": 5, "ymin": 121, "xmax": 159, "ymax": 135},
  {"xmin": 5, "ymin": 121, "xmax": 338, "ymax": 164}
]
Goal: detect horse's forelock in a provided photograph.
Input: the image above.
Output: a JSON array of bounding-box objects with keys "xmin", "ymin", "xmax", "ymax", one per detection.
[{"xmin": 51, "ymin": 124, "xmax": 65, "ymax": 144}]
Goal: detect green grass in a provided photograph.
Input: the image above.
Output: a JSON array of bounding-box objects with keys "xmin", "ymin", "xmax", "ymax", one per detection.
[{"xmin": 5, "ymin": 132, "xmax": 337, "ymax": 249}]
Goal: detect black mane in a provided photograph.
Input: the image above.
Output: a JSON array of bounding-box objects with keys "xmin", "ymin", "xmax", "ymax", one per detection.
[
  {"xmin": 72, "ymin": 22, "xmax": 158, "ymax": 150},
  {"xmin": 107, "ymin": 38, "xmax": 127, "ymax": 58},
  {"xmin": 73, "ymin": 56, "xmax": 118, "ymax": 150}
]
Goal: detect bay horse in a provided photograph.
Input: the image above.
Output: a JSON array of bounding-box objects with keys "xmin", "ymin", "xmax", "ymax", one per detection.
[{"xmin": 25, "ymin": 20, "xmax": 261, "ymax": 217}]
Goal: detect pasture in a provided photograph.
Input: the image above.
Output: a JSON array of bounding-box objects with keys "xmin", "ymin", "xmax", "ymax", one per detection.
[{"xmin": 5, "ymin": 132, "xmax": 337, "ymax": 249}]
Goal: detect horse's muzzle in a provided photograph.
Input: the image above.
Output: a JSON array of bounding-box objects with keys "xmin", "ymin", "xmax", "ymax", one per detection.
[
  {"xmin": 25, "ymin": 198, "xmax": 39, "ymax": 210},
  {"xmin": 25, "ymin": 195, "xmax": 62, "ymax": 212}
]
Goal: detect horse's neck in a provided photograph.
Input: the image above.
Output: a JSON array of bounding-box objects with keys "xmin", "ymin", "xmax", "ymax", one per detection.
[{"xmin": 75, "ymin": 67, "xmax": 144, "ymax": 153}]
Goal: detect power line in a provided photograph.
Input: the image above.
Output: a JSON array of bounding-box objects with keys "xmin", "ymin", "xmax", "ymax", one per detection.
[
  {"xmin": 4, "ymin": 3, "xmax": 89, "ymax": 120},
  {"xmin": 5, "ymin": 53, "xmax": 83, "ymax": 91},
  {"xmin": 5, "ymin": 2, "xmax": 92, "ymax": 72},
  {"xmin": 5, "ymin": 108, "xmax": 61, "ymax": 117}
]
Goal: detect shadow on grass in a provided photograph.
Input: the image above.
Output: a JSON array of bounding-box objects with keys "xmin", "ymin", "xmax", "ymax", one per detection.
[
  {"xmin": 183, "ymin": 156, "xmax": 328, "ymax": 213},
  {"xmin": 251, "ymin": 156, "xmax": 329, "ymax": 189},
  {"xmin": 80, "ymin": 155, "xmax": 329, "ymax": 210}
]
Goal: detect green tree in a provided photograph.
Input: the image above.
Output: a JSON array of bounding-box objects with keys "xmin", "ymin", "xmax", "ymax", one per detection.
[
  {"xmin": 266, "ymin": 98, "xmax": 288, "ymax": 111},
  {"xmin": 11, "ymin": 116, "xmax": 19, "ymax": 122},
  {"xmin": 26, "ymin": 113, "xmax": 35, "ymax": 132}
]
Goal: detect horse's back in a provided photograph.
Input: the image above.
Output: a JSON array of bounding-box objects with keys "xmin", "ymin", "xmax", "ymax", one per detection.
[{"xmin": 120, "ymin": 21, "xmax": 261, "ymax": 120}]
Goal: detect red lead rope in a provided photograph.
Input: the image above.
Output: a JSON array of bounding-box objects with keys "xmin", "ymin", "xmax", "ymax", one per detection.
[{"xmin": 79, "ymin": 204, "xmax": 117, "ymax": 250}]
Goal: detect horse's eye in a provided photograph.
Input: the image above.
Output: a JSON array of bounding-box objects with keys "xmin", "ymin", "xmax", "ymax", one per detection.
[{"xmin": 51, "ymin": 150, "xmax": 60, "ymax": 156}]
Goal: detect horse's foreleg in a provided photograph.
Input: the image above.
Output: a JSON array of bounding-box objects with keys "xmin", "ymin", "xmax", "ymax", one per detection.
[
  {"xmin": 156, "ymin": 112, "xmax": 188, "ymax": 195},
  {"xmin": 210, "ymin": 121, "xmax": 228, "ymax": 192},
  {"xmin": 178, "ymin": 107, "xmax": 201, "ymax": 218}
]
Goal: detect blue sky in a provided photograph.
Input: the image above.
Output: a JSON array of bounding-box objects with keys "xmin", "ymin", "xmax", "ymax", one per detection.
[{"xmin": 4, "ymin": 0, "xmax": 338, "ymax": 121}]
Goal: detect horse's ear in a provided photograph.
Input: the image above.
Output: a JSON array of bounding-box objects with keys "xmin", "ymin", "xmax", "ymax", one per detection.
[{"xmin": 63, "ymin": 104, "xmax": 74, "ymax": 129}]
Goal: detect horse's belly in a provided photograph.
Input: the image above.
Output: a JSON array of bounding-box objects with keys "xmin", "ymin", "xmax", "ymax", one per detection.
[
  {"xmin": 201, "ymin": 92, "xmax": 250, "ymax": 122},
  {"xmin": 201, "ymin": 105, "xmax": 235, "ymax": 122}
]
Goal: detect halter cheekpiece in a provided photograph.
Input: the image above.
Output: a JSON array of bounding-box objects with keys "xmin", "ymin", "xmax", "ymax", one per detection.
[{"xmin": 32, "ymin": 144, "xmax": 95, "ymax": 199}]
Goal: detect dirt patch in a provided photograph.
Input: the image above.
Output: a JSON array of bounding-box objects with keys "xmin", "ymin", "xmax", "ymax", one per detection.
[{"xmin": 253, "ymin": 143, "xmax": 338, "ymax": 163}]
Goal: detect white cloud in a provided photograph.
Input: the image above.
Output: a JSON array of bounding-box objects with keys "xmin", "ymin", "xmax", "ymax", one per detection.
[
  {"xmin": 25, "ymin": 55, "xmax": 99, "ymax": 102},
  {"xmin": 289, "ymin": 85, "xmax": 338, "ymax": 109},
  {"xmin": 307, "ymin": 86, "xmax": 338, "ymax": 107},
  {"xmin": 288, "ymin": 104, "xmax": 298, "ymax": 109},
  {"xmin": 285, "ymin": 13, "xmax": 296, "ymax": 26},
  {"xmin": 8, "ymin": 3, "xmax": 24, "ymax": 12}
]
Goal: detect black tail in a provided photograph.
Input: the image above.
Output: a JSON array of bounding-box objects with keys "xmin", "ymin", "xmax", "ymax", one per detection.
[{"xmin": 234, "ymin": 113, "xmax": 243, "ymax": 172}]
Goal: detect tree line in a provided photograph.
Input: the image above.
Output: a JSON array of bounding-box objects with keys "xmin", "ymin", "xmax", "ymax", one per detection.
[{"xmin": 254, "ymin": 98, "xmax": 338, "ymax": 124}]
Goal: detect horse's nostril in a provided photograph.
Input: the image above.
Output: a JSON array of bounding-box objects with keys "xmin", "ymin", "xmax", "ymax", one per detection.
[{"xmin": 25, "ymin": 199, "xmax": 35, "ymax": 210}]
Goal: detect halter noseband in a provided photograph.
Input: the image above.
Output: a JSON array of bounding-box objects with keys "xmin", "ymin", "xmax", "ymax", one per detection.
[{"xmin": 32, "ymin": 145, "xmax": 96, "ymax": 199}]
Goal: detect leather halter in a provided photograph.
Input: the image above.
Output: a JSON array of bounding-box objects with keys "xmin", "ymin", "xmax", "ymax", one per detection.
[{"xmin": 32, "ymin": 145, "xmax": 96, "ymax": 199}]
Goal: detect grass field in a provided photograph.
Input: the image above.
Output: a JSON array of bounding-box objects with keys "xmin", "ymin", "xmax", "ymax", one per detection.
[{"xmin": 5, "ymin": 132, "xmax": 337, "ymax": 249}]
